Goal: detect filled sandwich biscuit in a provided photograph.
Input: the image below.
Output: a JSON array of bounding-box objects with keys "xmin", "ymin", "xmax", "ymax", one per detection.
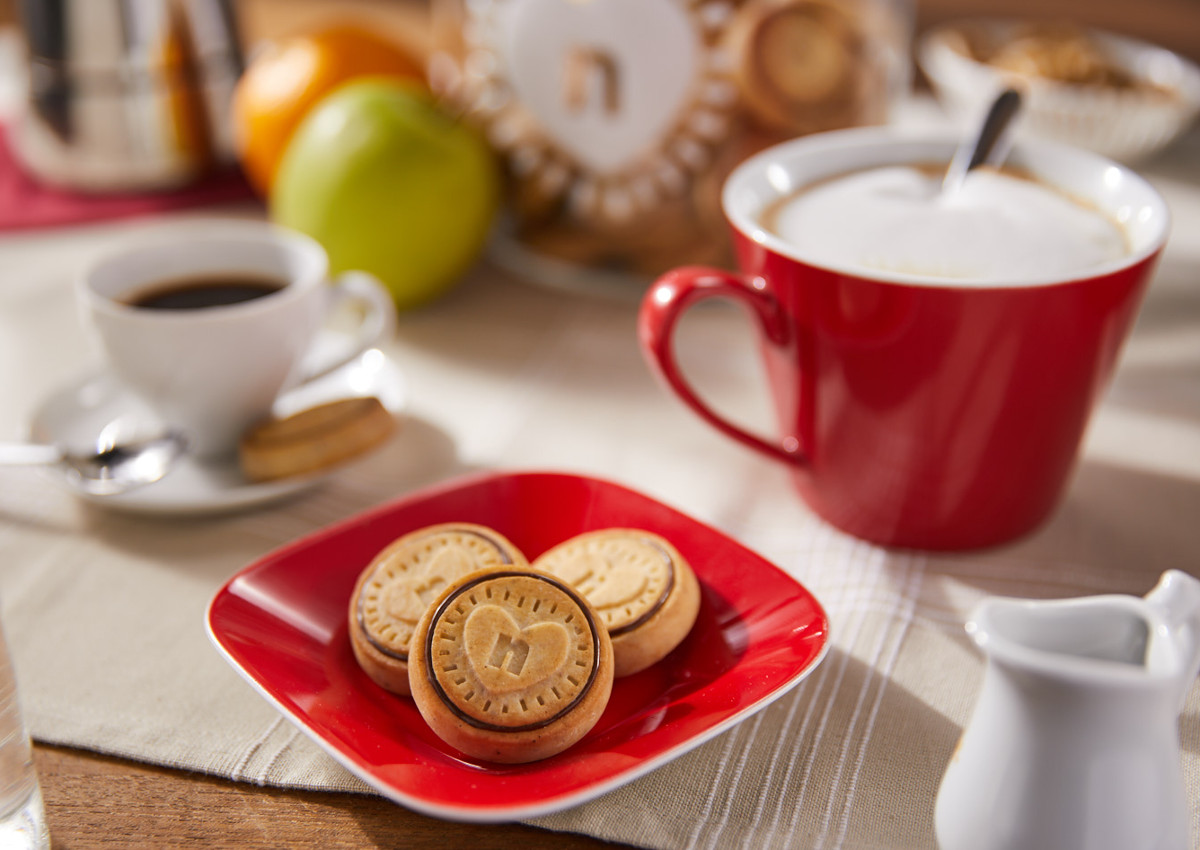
[
  {"xmin": 533, "ymin": 529, "xmax": 700, "ymax": 677},
  {"xmin": 349, "ymin": 523, "xmax": 528, "ymax": 696},
  {"xmin": 239, "ymin": 396, "xmax": 396, "ymax": 482},
  {"xmin": 408, "ymin": 568, "xmax": 614, "ymax": 763}
]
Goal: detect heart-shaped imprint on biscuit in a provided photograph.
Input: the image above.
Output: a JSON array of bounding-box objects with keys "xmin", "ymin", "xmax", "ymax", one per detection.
[
  {"xmin": 381, "ymin": 548, "xmax": 478, "ymax": 624},
  {"xmin": 424, "ymin": 571, "xmax": 601, "ymax": 730},
  {"xmin": 409, "ymin": 568, "xmax": 615, "ymax": 763},
  {"xmin": 534, "ymin": 531, "xmax": 673, "ymax": 635},
  {"xmin": 358, "ymin": 526, "xmax": 521, "ymax": 661},
  {"xmin": 463, "ymin": 605, "xmax": 571, "ymax": 693},
  {"xmin": 556, "ymin": 552, "xmax": 648, "ymax": 610}
]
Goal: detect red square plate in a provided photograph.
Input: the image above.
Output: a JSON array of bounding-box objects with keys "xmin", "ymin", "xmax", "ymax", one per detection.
[{"xmin": 206, "ymin": 471, "xmax": 829, "ymax": 821}]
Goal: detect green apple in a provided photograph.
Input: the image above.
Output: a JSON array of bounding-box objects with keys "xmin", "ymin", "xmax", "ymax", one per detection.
[{"xmin": 271, "ymin": 79, "xmax": 500, "ymax": 310}]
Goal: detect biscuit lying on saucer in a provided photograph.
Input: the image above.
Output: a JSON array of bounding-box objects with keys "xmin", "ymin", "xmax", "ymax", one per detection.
[
  {"xmin": 349, "ymin": 523, "xmax": 528, "ymax": 696},
  {"xmin": 408, "ymin": 567, "xmax": 614, "ymax": 763},
  {"xmin": 239, "ymin": 396, "xmax": 395, "ymax": 482},
  {"xmin": 533, "ymin": 529, "xmax": 700, "ymax": 677}
]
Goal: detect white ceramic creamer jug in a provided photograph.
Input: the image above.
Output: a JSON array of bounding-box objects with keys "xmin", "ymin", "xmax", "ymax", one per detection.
[{"xmin": 936, "ymin": 570, "xmax": 1200, "ymax": 850}]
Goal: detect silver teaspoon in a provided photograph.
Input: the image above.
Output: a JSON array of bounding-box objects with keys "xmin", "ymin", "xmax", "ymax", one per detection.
[
  {"xmin": 943, "ymin": 88, "xmax": 1023, "ymax": 195},
  {"xmin": 0, "ymin": 431, "xmax": 187, "ymax": 495}
]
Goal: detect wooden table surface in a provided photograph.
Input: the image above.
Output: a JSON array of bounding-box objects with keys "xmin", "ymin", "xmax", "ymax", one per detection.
[{"xmin": 34, "ymin": 744, "xmax": 630, "ymax": 849}]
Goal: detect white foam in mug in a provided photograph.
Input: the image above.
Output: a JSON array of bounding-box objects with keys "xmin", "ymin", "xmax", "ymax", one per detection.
[{"xmin": 762, "ymin": 164, "xmax": 1130, "ymax": 283}]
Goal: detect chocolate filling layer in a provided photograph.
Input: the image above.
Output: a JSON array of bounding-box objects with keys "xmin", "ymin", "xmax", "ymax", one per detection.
[
  {"xmin": 357, "ymin": 527, "xmax": 515, "ymax": 663},
  {"xmin": 424, "ymin": 571, "xmax": 602, "ymax": 734}
]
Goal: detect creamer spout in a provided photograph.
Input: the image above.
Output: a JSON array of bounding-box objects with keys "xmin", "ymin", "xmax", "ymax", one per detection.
[{"xmin": 1145, "ymin": 570, "xmax": 1200, "ymax": 709}]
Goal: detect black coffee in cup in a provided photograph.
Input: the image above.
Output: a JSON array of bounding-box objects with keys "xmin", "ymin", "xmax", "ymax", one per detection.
[{"xmin": 126, "ymin": 274, "xmax": 286, "ymax": 311}]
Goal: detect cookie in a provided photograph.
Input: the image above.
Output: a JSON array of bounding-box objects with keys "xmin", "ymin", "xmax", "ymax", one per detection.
[
  {"xmin": 239, "ymin": 396, "xmax": 395, "ymax": 482},
  {"xmin": 726, "ymin": 0, "xmax": 867, "ymax": 134},
  {"xmin": 349, "ymin": 523, "xmax": 529, "ymax": 696},
  {"xmin": 533, "ymin": 529, "xmax": 700, "ymax": 677},
  {"xmin": 451, "ymin": 0, "xmax": 739, "ymax": 237},
  {"xmin": 408, "ymin": 568, "xmax": 614, "ymax": 763}
]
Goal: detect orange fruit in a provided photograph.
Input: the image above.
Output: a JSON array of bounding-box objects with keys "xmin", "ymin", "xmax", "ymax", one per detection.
[{"xmin": 231, "ymin": 24, "xmax": 425, "ymax": 195}]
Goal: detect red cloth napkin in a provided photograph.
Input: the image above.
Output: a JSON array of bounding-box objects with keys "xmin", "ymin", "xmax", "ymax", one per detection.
[{"xmin": 0, "ymin": 124, "xmax": 259, "ymax": 231}]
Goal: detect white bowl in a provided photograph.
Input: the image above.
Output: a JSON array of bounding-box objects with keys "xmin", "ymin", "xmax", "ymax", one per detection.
[{"xmin": 918, "ymin": 19, "xmax": 1200, "ymax": 162}]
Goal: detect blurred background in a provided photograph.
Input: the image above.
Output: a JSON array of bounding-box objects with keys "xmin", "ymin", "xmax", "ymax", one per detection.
[
  {"xmin": 1, "ymin": 0, "xmax": 1196, "ymax": 72},
  {"xmin": 1, "ymin": 0, "xmax": 1196, "ymax": 302}
]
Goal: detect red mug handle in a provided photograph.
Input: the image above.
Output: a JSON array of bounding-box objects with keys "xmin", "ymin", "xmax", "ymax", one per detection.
[{"xmin": 638, "ymin": 266, "xmax": 808, "ymax": 469}]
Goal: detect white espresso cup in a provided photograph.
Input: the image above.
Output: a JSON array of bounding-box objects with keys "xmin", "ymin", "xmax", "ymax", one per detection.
[{"xmin": 79, "ymin": 221, "xmax": 397, "ymax": 458}]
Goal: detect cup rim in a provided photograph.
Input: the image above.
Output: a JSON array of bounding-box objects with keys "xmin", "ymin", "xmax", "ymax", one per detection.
[
  {"xmin": 722, "ymin": 126, "xmax": 1171, "ymax": 290},
  {"xmin": 80, "ymin": 220, "xmax": 329, "ymax": 322}
]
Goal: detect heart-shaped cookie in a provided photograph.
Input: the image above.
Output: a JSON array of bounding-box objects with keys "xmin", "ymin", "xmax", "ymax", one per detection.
[
  {"xmin": 459, "ymin": 0, "xmax": 739, "ymax": 223},
  {"xmin": 495, "ymin": 0, "xmax": 701, "ymax": 174}
]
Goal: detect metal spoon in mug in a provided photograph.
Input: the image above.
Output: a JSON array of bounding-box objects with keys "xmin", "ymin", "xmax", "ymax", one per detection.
[
  {"xmin": 943, "ymin": 88, "xmax": 1024, "ymax": 195},
  {"xmin": 0, "ymin": 430, "xmax": 187, "ymax": 495}
]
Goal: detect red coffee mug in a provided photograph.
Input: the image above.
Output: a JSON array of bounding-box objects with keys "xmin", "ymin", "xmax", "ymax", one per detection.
[{"xmin": 638, "ymin": 128, "xmax": 1169, "ymax": 550}]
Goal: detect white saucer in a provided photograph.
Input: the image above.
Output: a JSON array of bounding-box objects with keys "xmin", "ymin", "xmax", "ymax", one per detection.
[
  {"xmin": 487, "ymin": 219, "xmax": 651, "ymax": 303},
  {"xmin": 27, "ymin": 341, "xmax": 406, "ymax": 517}
]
